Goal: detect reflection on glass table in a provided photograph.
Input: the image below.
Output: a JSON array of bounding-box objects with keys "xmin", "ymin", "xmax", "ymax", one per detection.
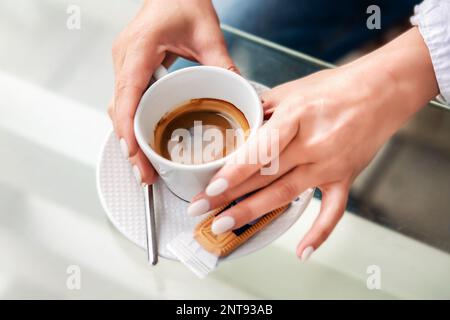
[{"xmin": 0, "ymin": 0, "xmax": 449, "ymax": 299}]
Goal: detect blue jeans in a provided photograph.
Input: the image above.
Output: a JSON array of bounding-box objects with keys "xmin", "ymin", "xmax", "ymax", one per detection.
[{"xmin": 213, "ymin": 0, "xmax": 421, "ymax": 62}]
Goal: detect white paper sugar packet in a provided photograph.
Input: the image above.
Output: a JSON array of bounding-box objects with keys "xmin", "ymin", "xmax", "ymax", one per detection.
[{"xmin": 167, "ymin": 232, "xmax": 218, "ymax": 278}]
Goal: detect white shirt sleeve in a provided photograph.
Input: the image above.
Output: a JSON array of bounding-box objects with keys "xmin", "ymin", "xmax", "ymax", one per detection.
[{"xmin": 411, "ymin": 0, "xmax": 450, "ymax": 103}]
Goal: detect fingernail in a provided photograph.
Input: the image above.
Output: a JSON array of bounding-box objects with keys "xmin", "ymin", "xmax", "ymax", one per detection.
[
  {"xmin": 119, "ymin": 138, "xmax": 129, "ymax": 158},
  {"xmin": 206, "ymin": 178, "xmax": 228, "ymax": 197},
  {"xmin": 132, "ymin": 165, "xmax": 142, "ymax": 185},
  {"xmin": 300, "ymin": 246, "xmax": 314, "ymax": 262},
  {"xmin": 227, "ymin": 65, "xmax": 240, "ymax": 75},
  {"xmin": 187, "ymin": 199, "xmax": 210, "ymax": 216},
  {"xmin": 211, "ymin": 216, "xmax": 235, "ymax": 235}
]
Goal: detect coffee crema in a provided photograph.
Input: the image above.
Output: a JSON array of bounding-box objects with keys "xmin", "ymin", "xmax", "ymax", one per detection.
[{"xmin": 152, "ymin": 98, "xmax": 249, "ymax": 165}]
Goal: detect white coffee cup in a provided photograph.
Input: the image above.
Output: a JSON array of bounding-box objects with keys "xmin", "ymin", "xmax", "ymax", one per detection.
[{"xmin": 134, "ymin": 65, "xmax": 263, "ymax": 201}]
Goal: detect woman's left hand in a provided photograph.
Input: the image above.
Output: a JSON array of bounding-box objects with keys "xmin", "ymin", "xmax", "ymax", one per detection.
[{"xmin": 188, "ymin": 28, "xmax": 438, "ymax": 260}]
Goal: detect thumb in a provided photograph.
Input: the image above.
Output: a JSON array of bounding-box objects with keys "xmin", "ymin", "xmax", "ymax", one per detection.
[{"xmin": 197, "ymin": 43, "xmax": 240, "ymax": 74}]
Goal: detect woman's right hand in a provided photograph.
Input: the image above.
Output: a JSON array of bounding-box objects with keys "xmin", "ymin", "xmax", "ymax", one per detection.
[{"xmin": 109, "ymin": 0, "xmax": 236, "ymax": 185}]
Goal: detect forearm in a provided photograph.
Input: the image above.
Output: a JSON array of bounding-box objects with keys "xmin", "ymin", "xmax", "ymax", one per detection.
[{"xmin": 345, "ymin": 28, "xmax": 439, "ymax": 132}]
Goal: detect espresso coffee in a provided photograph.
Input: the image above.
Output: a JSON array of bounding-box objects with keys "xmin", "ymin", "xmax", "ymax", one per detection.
[{"xmin": 152, "ymin": 98, "xmax": 249, "ymax": 165}]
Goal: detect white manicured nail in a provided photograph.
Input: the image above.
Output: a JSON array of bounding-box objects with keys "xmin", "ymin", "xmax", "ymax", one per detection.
[
  {"xmin": 301, "ymin": 246, "xmax": 314, "ymax": 261},
  {"xmin": 187, "ymin": 199, "xmax": 210, "ymax": 216},
  {"xmin": 119, "ymin": 138, "xmax": 129, "ymax": 158},
  {"xmin": 206, "ymin": 178, "xmax": 228, "ymax": 197},
  {"xmin": 211, "ymin": 216, "xmax": 235, "ymax": 235},
  {"xmin": 132, "ymin": 165, "xmax": 142, "ymax": 185}
]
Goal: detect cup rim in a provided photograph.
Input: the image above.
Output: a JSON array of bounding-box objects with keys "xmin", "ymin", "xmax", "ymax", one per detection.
[{"xmin": 134, "ymin": 65, "xmax": 263, "ymax": 171}]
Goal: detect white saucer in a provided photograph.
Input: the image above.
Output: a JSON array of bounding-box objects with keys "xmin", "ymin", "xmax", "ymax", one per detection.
[{"xmin": 96, "ymin": 81, "xmax": 314, "ymax": 262}]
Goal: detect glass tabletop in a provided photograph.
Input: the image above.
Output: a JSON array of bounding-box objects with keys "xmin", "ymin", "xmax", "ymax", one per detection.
[{"xmin": 0, "ymin": 0, "xmax": 449, "ymax": 299}]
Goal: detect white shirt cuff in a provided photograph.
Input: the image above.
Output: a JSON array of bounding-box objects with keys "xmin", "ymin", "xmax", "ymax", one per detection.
[{"xmin": 411, "ymin": 0, "xmax": 450, "ymax": 103}]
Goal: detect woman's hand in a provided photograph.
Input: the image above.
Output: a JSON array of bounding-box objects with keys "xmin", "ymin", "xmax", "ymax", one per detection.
[
  {"xmin": 109, "ymin": 0, "xmax": 235, "ymax": 184},
  {"xmin": 188, "ymin": 28, "xmax": 439, "ymax": 260}
]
